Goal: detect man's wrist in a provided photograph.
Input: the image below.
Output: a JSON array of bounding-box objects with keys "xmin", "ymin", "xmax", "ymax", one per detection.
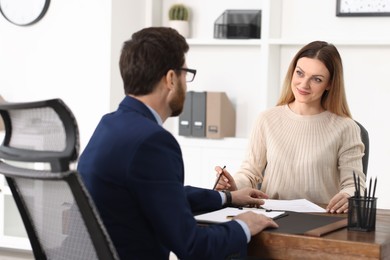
[
  {"xmin": 234, "ymin": 219, "xmax": 251, "ymax": 243},
  {"xmin": 222, "ymin": 190, "xmax": 233, "ymax": 206}
]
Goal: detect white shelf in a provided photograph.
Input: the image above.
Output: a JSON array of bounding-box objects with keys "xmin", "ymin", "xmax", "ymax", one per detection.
[
  {"xmin": 268, "ymin": 38, "xmax": 390, "ymax": 46},
  {"xmin": 176, "ymin": 135, "xmax": 248, "ymax": 148},
  {"xmin": 187, "ymin": 38, "xmax": 262, "ymax": 46}
]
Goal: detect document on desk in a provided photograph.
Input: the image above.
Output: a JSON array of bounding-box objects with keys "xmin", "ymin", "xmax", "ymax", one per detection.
[
  {"xmin": 262, "ymin": 199, "xmax": 326, "ymax": 213},
  {"xmin": 195, "ymin": 207, "xmax": 286, "ymax": 224}
]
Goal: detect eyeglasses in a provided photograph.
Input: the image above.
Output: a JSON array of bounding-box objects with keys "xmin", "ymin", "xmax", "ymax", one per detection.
[{"xmin": 176, "ymin": 68, "xmax": 197, "ymax": 82}]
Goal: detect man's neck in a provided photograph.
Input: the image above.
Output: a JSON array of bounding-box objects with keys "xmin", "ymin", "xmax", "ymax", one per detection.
[{"xmin": 128, "ymin": 94, "xmax": 169, "ymax": 122}]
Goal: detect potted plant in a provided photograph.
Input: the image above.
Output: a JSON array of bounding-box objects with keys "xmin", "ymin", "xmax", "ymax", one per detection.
[{"xmin": 168, "ymin": 3, "xmax": 190, "ymax": 38}]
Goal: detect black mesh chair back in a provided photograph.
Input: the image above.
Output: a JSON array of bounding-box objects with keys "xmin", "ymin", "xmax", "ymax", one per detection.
[
  {"xmin": 355, "ymin": 121, "xmax": 369, "ymax": 175},
  {"xmin": 0, "ymin": 99, "xmax": 119, "ymax": 260}
]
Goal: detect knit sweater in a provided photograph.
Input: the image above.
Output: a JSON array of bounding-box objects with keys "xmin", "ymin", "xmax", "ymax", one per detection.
[{"xmin": 235, "ymin": 105, "xmax": 365, "ymax": 204}]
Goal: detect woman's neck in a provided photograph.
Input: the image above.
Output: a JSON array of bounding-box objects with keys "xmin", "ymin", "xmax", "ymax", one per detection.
[{"xmin": 288, "ymin": 101, "xmax": 325, "ymax": 115}]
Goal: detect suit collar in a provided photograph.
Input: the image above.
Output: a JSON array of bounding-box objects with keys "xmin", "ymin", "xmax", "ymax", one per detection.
[{"xmin": 119, "ymin": 96, "xmax": 157, "ymax": 123}]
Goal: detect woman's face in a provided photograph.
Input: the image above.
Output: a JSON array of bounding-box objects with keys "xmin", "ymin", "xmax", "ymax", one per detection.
[{"xmin": 291, "ymin": 57, "xmax": 330, "ymax": 108}]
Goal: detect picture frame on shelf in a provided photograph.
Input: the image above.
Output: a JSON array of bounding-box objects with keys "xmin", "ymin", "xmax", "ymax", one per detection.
[{"xmin": 336, "ymin": 0, "xmax": 390, "ymax": 17}]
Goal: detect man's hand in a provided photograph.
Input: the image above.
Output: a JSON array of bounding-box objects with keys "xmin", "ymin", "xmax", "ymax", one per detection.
[
  {"xmin": 214, "ymin": 166, "xmax": 238, "ymax": 191},
  {"xmin": 235, "ymin": 211, "xmax": 278, "ymax": 236},
  {"xmin": 326, "ymin": 192, "xmax": 350, "ymax": 213},
  {"xmin": 231, "ymin": 187, "xmax": 269, "ymax": 207}
]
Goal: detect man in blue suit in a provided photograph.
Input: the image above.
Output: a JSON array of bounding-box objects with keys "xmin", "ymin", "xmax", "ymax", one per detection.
[{"xmin": 78, "ymin": 27, "xmax": 278, "ymax": 260}]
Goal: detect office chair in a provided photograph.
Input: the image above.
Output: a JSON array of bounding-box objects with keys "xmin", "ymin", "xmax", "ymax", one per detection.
[
  {"xmin": 0, "ymin": 99, "xmax": 119, "ymax": 260},
  {"xmin": 355, "ymin": 121, "xmax": 369, "ymax": 175}
]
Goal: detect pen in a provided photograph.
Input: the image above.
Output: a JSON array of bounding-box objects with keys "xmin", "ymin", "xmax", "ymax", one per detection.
[
  {"xmin": 366, "ymin": 177, "xmax": 377, "ymax": 229},
  {"xmin": 353, "ymin": 171, "xmax": 358, "ymax": 197},
  {"xmin": 265, "ymin": 209, "xmax": 285, "ymax": 212},
  {"xmin": 258, "ymin": 206, "xmax": 284, "ymax": 212},
  {"xmin": 365, "ymin": 177, "xmax": 372, "ymax": 227},
  {"xmin": 367, "ymin": 177, "xmax": 372, "ymax": 199},
  {"xmin": 273, "ymin": 212, "xmax": 289, "ymax": 220},
  {"xmin": 356, "ymin": 174, "xmax": 362, "ymax": 226},
  {"xmin": 357, "ymin": 175, "xmax": 361, "ymax": 198},
  {"xmin": 363, "ymin": 188, "xmax": 367, "ymax": 227},
  {"xmin": 212, "ymin": 165, "xmax": 226, "ymax": 190}
]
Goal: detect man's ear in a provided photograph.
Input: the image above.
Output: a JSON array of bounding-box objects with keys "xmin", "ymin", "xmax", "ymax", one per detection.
[{"xmin": 165, "ymin": 69, "xmax": 176, "ymax": 90}]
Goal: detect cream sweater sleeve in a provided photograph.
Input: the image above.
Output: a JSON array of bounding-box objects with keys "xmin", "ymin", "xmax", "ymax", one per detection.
[
  {"xmin": 234, "ymin": 113, "xmax": 267, "ymax": 189},
  {"xmin": 338, "ymin": 120, "xmax": 366, "ymax": 196}
]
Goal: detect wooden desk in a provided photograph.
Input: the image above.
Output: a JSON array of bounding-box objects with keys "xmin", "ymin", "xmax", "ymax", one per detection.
[{"xmin": 248, "ymin": 209, "xmax": 390, "ymax": 259}]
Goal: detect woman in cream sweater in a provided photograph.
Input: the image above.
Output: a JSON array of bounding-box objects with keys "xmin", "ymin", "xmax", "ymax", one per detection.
[{"xmin": 216, "ymin": 41, "xmax": 366, "ymax": 214}]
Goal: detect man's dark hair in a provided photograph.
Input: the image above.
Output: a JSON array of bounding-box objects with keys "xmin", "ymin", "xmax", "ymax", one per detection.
[{"xmin": 119, "ymin": 27, "xmax": 189, "ymax": 95}]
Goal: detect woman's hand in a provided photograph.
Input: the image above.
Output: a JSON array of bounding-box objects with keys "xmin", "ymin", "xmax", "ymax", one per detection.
[
  {"xmin": 327, "ymin": 192, "xmax": 350, "ymax": 213},
  {"xmin": 214, "ymin": 166, "xmax": 238, "ymax": 191}
]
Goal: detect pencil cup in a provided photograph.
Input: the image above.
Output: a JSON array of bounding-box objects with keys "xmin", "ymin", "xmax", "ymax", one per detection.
[{"xmin": 347, "ymin": 196, "xmax": 377, "ymax": 232}]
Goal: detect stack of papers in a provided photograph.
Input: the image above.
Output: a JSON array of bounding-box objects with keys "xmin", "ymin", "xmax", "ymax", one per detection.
[
  {"xmin": 195, "ymin": 199, "xmax": 326, "ymax": 224},
  {"xmin": 195, "ymin": 207, "xmax": 285, "ymax": 224},
  {"xmin": 262, "ymin": 199, "xmax": 326, "ymax": 213}
]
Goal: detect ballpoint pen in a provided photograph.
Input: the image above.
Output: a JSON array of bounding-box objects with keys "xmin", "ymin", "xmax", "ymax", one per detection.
[{"xmin": 212, "ymin": 165, "xmax": 226, "ymax": 190}]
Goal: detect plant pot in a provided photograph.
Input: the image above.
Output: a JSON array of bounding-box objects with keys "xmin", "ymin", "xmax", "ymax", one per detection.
[{"xmin": 169, "ymin": 20, "xmax": 190, "ymax": 38}]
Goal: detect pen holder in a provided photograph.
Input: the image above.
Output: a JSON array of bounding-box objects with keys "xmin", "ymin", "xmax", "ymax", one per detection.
[{"xmin": 347, "ymin": 196, "xmax": 377, "ymax": 232}]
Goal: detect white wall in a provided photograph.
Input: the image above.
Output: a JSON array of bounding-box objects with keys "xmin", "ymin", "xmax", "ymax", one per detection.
[
  {"xmin": 0, "ymin": 0, "xmax": 112, "ymax": 151},
  {"xmin": 110, "ymin": 0, "xmax": 147, "ymax": 112},
  {"xmin": 0, "ymin": 0, "xmax": 145, "ymax": 151}
]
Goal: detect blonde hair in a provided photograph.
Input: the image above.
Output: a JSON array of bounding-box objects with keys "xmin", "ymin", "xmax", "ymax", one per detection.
[{"xmin": 277, "ymin": 41, "xmax": 351, "ymax": 118}]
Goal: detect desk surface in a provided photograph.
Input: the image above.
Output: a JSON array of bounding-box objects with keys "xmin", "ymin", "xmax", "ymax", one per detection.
[{"xmin": 248, "ymin": 208, "xmax": 390, "ymax": 260}]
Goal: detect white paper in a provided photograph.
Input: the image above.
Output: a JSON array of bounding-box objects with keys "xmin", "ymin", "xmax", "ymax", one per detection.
[
  {"xmin": 262, "ymin": 199, "xmax": 326, "ymax": 213},
  {"xmin": 195, "ymin": 207, "xmax": 285, "ymax": 224}
]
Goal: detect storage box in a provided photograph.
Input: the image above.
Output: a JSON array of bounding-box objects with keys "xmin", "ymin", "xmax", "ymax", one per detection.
[
  {"xmin": 214, "ymin": 10, "xmax": 261, "ymax": 39},
  {"xmin": 206, "ymin": 92, "xmax": 236, "ymax": 139}
]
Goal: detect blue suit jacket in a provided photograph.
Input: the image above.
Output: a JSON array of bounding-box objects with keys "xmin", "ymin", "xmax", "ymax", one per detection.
[{"xmin": 78, "ymin": 96, "xmax": 247, "ymax": 259}]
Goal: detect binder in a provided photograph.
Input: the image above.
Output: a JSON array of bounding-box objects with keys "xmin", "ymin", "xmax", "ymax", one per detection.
[
  {"xmin": 178, "ymin": 91, "xmax": 236, "ymax": 139},
  {"xmin": 191, "ymin": 92, "xmax": 206, "ymax": 137},
  {"xmin": 178, "ymin": 91, "xmax": 193, "ymax": 136},
  {"xmin": 206, "ymin": 92, "xmax": 236, "ymax": 139}
]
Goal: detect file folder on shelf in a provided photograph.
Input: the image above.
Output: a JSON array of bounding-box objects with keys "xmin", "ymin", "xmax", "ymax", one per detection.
[
  {"xmin": 178, "ymin": 91, "xmax": 193, "ymax": 136},
  {"xmin": 191, "ymin": 92, "xmax": 207, "ymax": 137}
]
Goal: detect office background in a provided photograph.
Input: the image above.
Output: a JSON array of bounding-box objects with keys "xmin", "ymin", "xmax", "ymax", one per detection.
[{"xmin": 0, "ymin": 0, "xmax": 389, "ymax": 218}]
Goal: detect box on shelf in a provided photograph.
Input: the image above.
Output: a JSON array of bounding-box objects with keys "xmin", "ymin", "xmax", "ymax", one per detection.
[{"xmin": 214, "ymin": 10, "xmax": 261, "ymax": 39}]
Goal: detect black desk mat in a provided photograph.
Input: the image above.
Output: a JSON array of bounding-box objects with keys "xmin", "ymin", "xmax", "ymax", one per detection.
[{"xmin": 266, "ymin": 211, "xmax": 346, "ymax": 235}]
